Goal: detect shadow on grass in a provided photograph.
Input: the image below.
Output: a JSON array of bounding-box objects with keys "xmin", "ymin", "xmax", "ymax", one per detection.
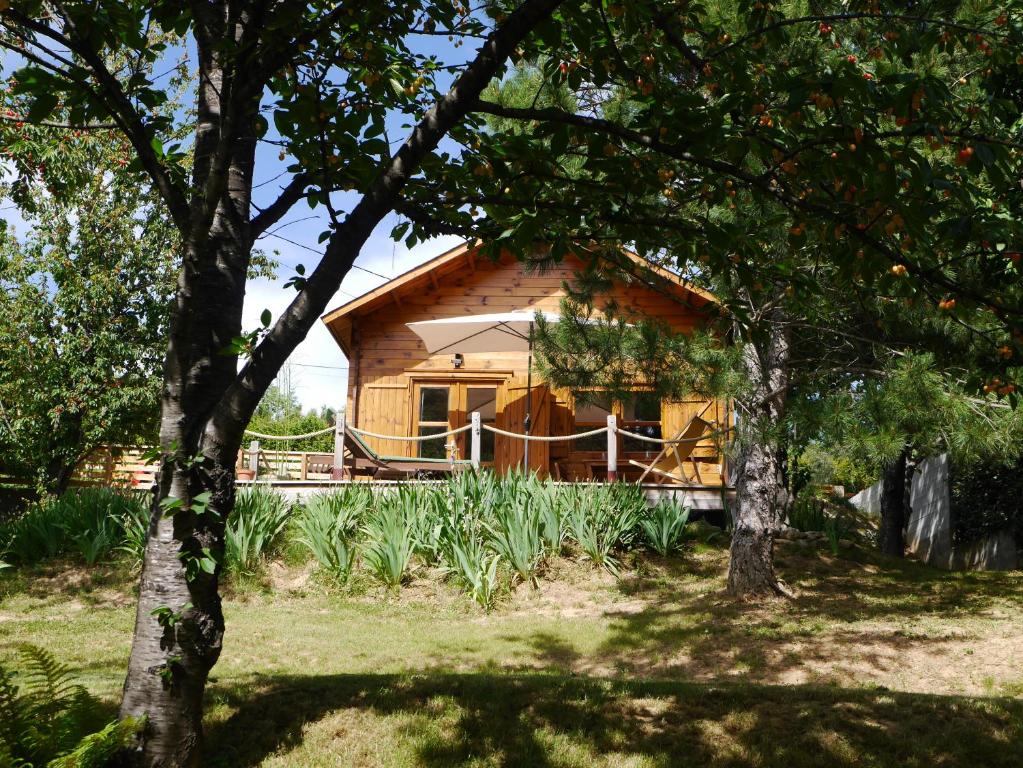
[
  {"xmin": 204, "ymin": 671, "xmax": 1023, "ymax": 768},
  {"xmin": 579, "ymin": 541, "xmax": 1023, "ymax": 684},
  {"xmin": 0, "ymin": 558, "xmax": 138, "ymax": 608}
]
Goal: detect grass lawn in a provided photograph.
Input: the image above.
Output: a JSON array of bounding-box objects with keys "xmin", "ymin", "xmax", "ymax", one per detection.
[{"xmin": 2, "ymin": 541, "xmax": 1021, "ymax": 767}]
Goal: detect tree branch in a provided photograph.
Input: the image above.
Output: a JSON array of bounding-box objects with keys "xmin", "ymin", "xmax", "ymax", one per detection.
[
  {"xmin": 249, "ymin": 174, "xmax": 311, "ymax": 242},
  {"xmin": 0, "ymin": 112, "xmax": 117, "ymax": 130},
  {"xmin": 469, "ymin": 99, "xmax": 1023, "ymax": 319},
  {"xmin": 11, "ymin": 8, "xmax": 192, "ymax": 231}
]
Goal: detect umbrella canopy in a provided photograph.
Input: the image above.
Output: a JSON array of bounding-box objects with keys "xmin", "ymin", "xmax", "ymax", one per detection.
[{"xmin": 406, "ymin": 310, "xmax": 562, "ymax": 354}]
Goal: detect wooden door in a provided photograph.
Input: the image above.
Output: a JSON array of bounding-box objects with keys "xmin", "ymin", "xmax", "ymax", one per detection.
[
  {"xmin": 411, "ymin": 379, "xmax": 504, "ymax": 463},
  {"xmin": 411, "ymin": 382, "xmax": 456, "ymax": 459},
  {"xmin": 496, "ymin": 377, "xmax": 550, "ymax": 476}
]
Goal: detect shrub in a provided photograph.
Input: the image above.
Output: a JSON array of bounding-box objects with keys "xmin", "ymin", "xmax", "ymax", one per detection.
[
  {"xmin": 0, "ymin": 500, "xmax": 66, "ymax": 563},
  {"xmin": 639, "ymin": 498, "xmax": 691, "ymax": 556},
  {"xmin": 565, "ymin": 483, "xmax": 644, "ymax": 574},
  {"xmin": 532, "ymin": 482, "xmax": 566, "ymax": 555},
  {"xmin": 949, "ymin": 458, "xmax": 1023, "ymax": 546},
  {"xmin": 0, "ymin": 488, "xmax": 148, "ymax": 566},
  {"xmin": 788, "ymin": 493, "xmax": 827, "ymax": 532},
  {"xmin": 0, "ymin": 645, "xmax": 141, "ymax": 766},
  {"xmin": 485, "ymin": 490, "xmax": 544, "ymax": 586},
  {"xmin": 362, "ymin": 487, "xmax": 417, "ymax": 589},
  {"xmin": 433, "ymin": 484, "xmax": 502, "ymax": 609},
  {"xmin": 443, "ymin": 527, "xmax": 501, "ymax": 610},
  {"xmin": 117, "ymin": 500, "xmax": 150, "ymax": 571},
  {"xmin": 823, "ymin": 516, "xmax": 853, "ymax": 556},
  {"xmin": 294, "ymin": 486, "xmax": 370, "ymax": 584},
  {"xmin": 225, "ymin": 485, "xmax": 291, "ymax": 575}
]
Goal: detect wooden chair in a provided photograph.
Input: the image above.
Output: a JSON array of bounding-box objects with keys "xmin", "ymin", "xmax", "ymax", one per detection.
[{"xmin": 628, "ymin": 415, "xmax": 713, "ymax": 485}]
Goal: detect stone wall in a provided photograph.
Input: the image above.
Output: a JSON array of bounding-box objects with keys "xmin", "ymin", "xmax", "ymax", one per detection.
[{"xmin": 850, "ymin": 454, "xmax": 1018, "ymax": 571}]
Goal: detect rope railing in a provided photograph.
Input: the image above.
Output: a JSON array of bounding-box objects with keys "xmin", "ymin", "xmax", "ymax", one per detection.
[
  {"xmin": 615, "ymin": 427, "xmax": 726, "ymax": 445},
  {"xmin": 348, "ymin": 423, "xmax": 473, "ymax": 442},
  {"xmin": 242, "ymin": 423, "xmax": 720, "ymax": 446},
  {"xmin": 481, "ymin": 424, "xmax": 609, "ymax": 441},
  {"xmin": 243, "ymin": 425, "xmax": 335, "ymax": 441},
  {"xmin": 240, "ymin": 408, "xmax": 730, "ymax": 483}
]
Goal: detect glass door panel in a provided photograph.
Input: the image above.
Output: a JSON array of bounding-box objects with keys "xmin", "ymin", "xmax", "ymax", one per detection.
[{"xmin": 415, "ymin": 385, "xmax": 451, "ymax": 459}]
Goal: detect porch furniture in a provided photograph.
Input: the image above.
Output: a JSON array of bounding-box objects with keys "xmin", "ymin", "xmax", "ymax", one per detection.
[
  {"xmin": 627, "ymin": 415, "xmax": 713, "ymax": 485},
  {"xmin": 324, "ymin": 426, "xmax": 473, "ymax": 479}
]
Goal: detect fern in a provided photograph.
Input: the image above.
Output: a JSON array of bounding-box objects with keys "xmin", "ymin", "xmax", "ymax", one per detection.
[
  {"xmin": 0, "ymin": 646, "xmax": 103, "ymax": 767},
  {"xmin": 47, "ymin": 716, "xmax": 145, "ymax": 768}
]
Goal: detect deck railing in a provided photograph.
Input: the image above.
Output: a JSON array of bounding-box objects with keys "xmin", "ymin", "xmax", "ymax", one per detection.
[{"xmin": 65, "ymin": 407, "xmax": 727, "ymax": 487}]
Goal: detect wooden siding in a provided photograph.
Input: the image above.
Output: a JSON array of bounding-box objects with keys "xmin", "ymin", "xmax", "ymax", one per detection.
[{"xmin": 356, "ymin": 375, "xmax": 412, "ymax": 457}]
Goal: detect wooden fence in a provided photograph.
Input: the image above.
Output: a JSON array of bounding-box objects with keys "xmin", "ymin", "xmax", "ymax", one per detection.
[
  {"xmin": 68, "ymin": 445, "xmax": 337, "ymax": 488},
  {"xmin": 71, "ymin": 446, "xmax": 156, "ymax": 488}
]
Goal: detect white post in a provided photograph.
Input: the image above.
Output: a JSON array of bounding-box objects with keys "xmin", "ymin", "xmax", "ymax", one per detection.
[
  {"xmin": 332, "ymin": 407, "xmax": 346, "ymax": 480},
  {"xmin": 248, "ymin": 440, "xmax": 260, "ymax": 481},
  {"xmin": 470, "ymin": 411, "xmax": 481, "ymax": 469},
  {"xmin": 606, "ymin": 414, "xmax": 618, "ymax": 482}
]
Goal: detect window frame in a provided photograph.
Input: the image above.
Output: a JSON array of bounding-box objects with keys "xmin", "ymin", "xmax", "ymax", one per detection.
[{"xmin": 570, "ymin": 389, "xmax": 663, "ymax": 456}]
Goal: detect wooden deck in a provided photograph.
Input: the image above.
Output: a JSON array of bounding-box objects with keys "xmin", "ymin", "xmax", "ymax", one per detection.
[{"xmin": 234, "ymin": 478, "xmax": 734, "ymax": 511}]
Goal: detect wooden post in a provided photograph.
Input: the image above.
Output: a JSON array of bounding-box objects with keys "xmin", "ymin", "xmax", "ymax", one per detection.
[
  {"xmin": 332, "ymin": 408, "xmax": 346, "ymax": 480},
  {"xmin": 300, "ymin": 453, "xmax": 309, "ymax": 481},
  {"xmin": 248, "ymin": 440, "xmax": 260, "ymax": 481},
  {"xmin": 606, "ymin": 414, "xmax": 618, "ymax": 482},
  {"xmin": 470, "ymin": 411, "xmax": 481, "ymax": 469}
]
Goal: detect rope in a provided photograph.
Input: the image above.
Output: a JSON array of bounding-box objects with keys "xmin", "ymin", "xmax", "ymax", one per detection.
[
  {"xmin": 243, "ymin": 425, "xmax": 335, "ymax": 440},
  {"xmin": 238, "ymin": 422, "xmax": 727, "ymax": 447},
  {"xmin": 616, "ymin": 428, "xmax": 726, "ymax": 445},
  {"xmin": 348, "ymin": 423, "xmax": 473, "ymax": 442},
  {"xmin": 482, "ymin": 424, "xmax": 608, "ymax": 442}
]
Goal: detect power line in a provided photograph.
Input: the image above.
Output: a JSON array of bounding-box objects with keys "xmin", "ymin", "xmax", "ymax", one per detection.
[
  {"xmin": 292, "ymin": 362, "xmax": 349, "ymax": 370},
  {"xmin": 263, "ymin": 230, "xmax": 392, "ymax": 281}
]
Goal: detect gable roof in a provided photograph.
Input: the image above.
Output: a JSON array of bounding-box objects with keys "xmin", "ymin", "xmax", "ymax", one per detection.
[{"xmin": 321, "ymin": 241, "xmax": 717, "ymax": 356}]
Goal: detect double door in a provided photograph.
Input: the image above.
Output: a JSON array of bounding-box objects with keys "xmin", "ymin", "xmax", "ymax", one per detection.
[{"xmin": 412, "ymin": 380, "xmax": 500, "ymax": 463}]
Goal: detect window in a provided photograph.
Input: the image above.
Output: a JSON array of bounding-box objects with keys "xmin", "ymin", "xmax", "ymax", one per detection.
[
  {"xmin": 573, "ymin": 392, "xmax": 612, "ymax": 452},
  {"xmin": 416, "ymin": 386, "xmax": 450, "ymax": 459},
  {"xmin": 465, "ymin": 386, "xmax": 497, "ymax": 463},
  {"xmin": 621, "ymin": 392, "xmax": 662, "ymax": 453},
  {"xmin": 571, "ymin": 391, "xmax": 662, "ymax": 454}
]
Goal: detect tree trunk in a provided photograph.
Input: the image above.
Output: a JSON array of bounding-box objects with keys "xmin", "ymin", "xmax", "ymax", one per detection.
[
  {"xmin": 729, "ymin": 436, "xmax": 787, "ymax": 595},
  {"xmin": 117, "ymin": 232, "xmax": 248, "ymax": 767},
  {"xmin": 728, "ymin": 299, "xmax": 791, "ymax": 598},
  {"xmin": 879, "ymin": 448, "xmax": 909, "ymax": 557}
]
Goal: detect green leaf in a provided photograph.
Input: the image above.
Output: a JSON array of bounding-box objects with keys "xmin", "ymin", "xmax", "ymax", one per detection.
[
  {"xmin": 260, "ymin": 309, "xmax": 272, "ymax": 327},
  {"xmin": 190, "ymin": 491, "xmax": 212, "ymax": 515},
  {"xmin": 159, "ymin": 496, "xmax": 185, "ymax": 515},
  {"xmin": 26, "ymin": 92, "xmax": 58, "ymax": 122},
  {"xmin": 973, "ymin": 143, "xmax": 995, "ymax": 167}
]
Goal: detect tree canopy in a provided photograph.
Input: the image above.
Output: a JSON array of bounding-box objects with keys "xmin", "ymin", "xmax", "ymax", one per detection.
[{"xmin": 0, "ymin": 119, "xmax": 177, "ymax": 492}]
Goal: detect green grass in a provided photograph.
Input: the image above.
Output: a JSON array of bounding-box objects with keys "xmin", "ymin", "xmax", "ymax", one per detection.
[{"xmin": 1, "ymin": 543, "xmax": 1022, "ymax": 767}]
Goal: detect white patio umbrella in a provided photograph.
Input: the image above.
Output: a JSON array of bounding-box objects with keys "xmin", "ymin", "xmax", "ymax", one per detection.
[{"xmin": 406, "ymin": 310, "xmax": 563, "ymax": 468}]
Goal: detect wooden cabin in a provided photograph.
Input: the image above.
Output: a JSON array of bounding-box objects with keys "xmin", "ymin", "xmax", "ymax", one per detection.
[{"xmin": 321, "ymin": 242, "xmax": 730, "ymax": 487}]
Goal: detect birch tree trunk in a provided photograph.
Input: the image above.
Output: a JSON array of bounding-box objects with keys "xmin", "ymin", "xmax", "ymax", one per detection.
[{"xmin": 728, "ymin": 306, "xmax": 791, "ymax": 598}]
